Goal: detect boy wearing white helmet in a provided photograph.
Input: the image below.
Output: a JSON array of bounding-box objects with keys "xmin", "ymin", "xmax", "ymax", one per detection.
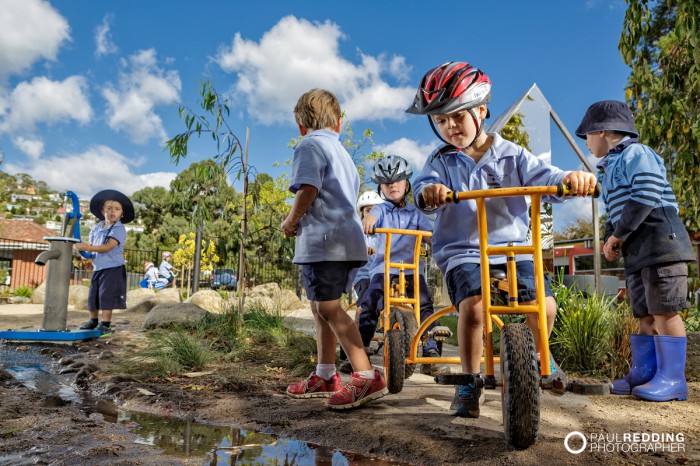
[
  {"xmin": 360, "ymin": 155, "xmax": 446, "ymax": 376},
  {"xmin": 338, "ymin": 190, "xmax": 383, "ymax": 374},
  {"xmin": 159, "ymin": 251, "xmax": 175, "ymax": 286},
  {"xmin": 409, "ymin": 61, "xmax": 597, "ymax": 417},
  {"xmin": 144, "ymin": 262, "xmax": 168, "ymax": 289}
]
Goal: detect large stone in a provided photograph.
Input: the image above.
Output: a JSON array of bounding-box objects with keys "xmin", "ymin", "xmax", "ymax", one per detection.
[
  {"xmin": 32, "ymin": 281, "xmax": 46, "ymax": 304},
  {"xmin": 186, "ymin": 290, "xmax": 223, "ymax": 313},
  {"xmin": 142, "ymin": 303, "xmax": 210, "ymax": 330},
  {"xmin": 155, "ymin": 287, "xmax": 181, "ymax": 304},
  {"xmin": 126, "ymin": 288, "xmax": 156, "ymax": 308},
  {"xmin": 68, "ymin": 285, "xmax": 89, "ymax": 310},
  {"xmin": 246, "ymin": 283, "xmax": 304, "ymax": 314},
  {"xmin": 128, "ymin": 299, "xmax": 159, "ymax": 313}
]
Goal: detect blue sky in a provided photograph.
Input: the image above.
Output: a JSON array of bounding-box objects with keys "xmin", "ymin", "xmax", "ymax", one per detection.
[{"xmin": 0, "ymin": 0, "xmax": 630, "ymax": 230}]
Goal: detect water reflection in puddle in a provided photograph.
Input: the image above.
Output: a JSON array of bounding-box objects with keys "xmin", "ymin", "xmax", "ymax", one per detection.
[
  {"xmin": 119, "ymin": 411, "xmax": 403, "ymax": 465},
  {"xmin": 1, "ymin": 343, "xmax": 406, "ymax": 465}
]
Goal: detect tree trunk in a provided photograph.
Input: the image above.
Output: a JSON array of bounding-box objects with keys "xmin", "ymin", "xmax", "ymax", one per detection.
[{"xmin": 237, "ymin": 128, "xmax": 250, "ymax": 326}]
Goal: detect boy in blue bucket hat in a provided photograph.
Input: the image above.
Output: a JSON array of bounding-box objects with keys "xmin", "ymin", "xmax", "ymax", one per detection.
[
  {"xmin": 576, "ymin": 100, "xmax": 694, "ymax": 402},
  {"xmin": 74, "ymin": 189, "xmax": 134, "ymax": 337}
]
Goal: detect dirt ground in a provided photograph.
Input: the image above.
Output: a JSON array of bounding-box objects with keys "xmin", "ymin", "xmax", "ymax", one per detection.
[{"xmin": 1, "ymin": 304, "xmax": 698, "ymax": 465}]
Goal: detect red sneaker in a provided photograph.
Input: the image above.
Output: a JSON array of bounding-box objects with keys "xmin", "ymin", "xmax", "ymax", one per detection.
[
  {"xmin": 286, "ymin": 372, "xmax": 342, "ymax": 398},
  {"xmin": 326, "ymin": 369, "xmax": 388, "ymax": 410}
]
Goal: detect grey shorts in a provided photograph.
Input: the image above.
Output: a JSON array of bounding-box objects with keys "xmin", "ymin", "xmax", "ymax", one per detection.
[{"xmin": 626, "ymin": 262, "xmax": 689, "ymax": 318}]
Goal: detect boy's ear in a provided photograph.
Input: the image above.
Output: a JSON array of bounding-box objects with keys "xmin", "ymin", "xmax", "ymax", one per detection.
[
  {"xmin": 298, "ymin": 124, "xmax": 308, "ymax": 136},
  {"xmin": 335, "ymin": 117, "xmax": 342, "ymax": 133},
  {"xmin": 478, "ymin": 104, "xmax": 489, "ymax": 119}
]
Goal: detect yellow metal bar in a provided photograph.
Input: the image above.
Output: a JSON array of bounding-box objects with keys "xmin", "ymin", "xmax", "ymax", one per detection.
[
  {"xmin": 490, "ymin": 305, "xmax": 539, "ymax": 314},
  {"xmin": 477, "ymin": 198, "xmax": 496, "ymax": 379},
  {"xmin": 487, "ymin": 245, "xmax": 536, "ymax": 255},
  {"xmin": 531, "ymin": 195, "xmax": 551, "ymax": 377}
]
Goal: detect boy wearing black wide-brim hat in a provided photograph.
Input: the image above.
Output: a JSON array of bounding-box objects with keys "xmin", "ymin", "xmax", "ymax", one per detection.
[{"xmin": 74, "ymin": 189, "xmax": 134, "ymax": 337}]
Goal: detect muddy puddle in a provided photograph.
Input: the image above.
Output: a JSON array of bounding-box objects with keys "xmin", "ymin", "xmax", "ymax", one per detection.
[{"xmin": 0, "ymin": 342, "xmax": 406, "ymax": 465}]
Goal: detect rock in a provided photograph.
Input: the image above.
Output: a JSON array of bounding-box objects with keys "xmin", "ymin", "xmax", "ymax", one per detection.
[
  {"xmin": 248, "ymin": 283, "xmax": 281, "ymax": 300},
  {"xmin": 58, "ymin": 357, "xmax": 75, "ymax": 366},
  {"xmin": 142, "ymin": 303, "xmax": 210, "ymax": 330},
  {"xmin": 243, "ymin": 284, "xmax": 304, "ymax": 315},
  {"xmin": 10, "ymin": 296, "xmax": 31, "ymax": 304},
  {"xmin": 68, "ymin": 285, "xmax": 90, "ymax": 310},
  {"xmin": 126, "ymin": 288, "xmax": 156, "ymax": 309},
  {"xmin": 98, "ymin": 351, "xmax": 114, "ymax": 360},
  {"xmin": 186, "ymin": 290, "xmax": 223, "ymax": 313},
  {"xmin": 32, "ymin": 281, "xmax": 46, "ymax": 304},
  {"xmin": 155, "ymin": 288, "xmax": 181, "ymax": 304}
]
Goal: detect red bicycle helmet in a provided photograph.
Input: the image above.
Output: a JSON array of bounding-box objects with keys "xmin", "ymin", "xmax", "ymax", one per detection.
[
  {"xmin": 406, "ymin": 62, "xmax": 492, "ymax": 149},
  {"xmin": 406, "ymin": 62, "xmax": 491, "ymax": 116}
]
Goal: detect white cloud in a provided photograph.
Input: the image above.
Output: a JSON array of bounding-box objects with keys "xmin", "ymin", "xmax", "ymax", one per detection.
[
  {"xmin": 95, "ymin": 13, "xmax": 118, "ymax": 57},
  {"xmin": 373, "ymin": 138, "xmax": 439, "ymax": 175},
  {"xmin": 3, "ymin": 144, "xmax": 177, "ymax": 198},
  {"xmin": 215, "ymin": 15, "xmax": 415, "ymax": 125},
  {"xmin": 12, "ymin": 136, "xmax": 44, "ymax": 159},
  {"xmin": 0, "ymin": 0, "xmax": 70, "ymax": 79},
  {"xmin": 102, "ymin": 49, "xmax": 181, "ymax": 144},
  {"xmin": 0, "ymin": 76, "xmax": 92, "ymax": 132}
]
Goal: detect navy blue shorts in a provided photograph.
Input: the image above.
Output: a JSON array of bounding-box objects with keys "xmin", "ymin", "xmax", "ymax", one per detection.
[
  {"xmin": 88, "ymin": 265, "xmax": 127, "ymax": 311},
  {"xmin": 446, "ymin": 261, "xmax": 553, "ymax": 308},
  {"xmin": 301, "ymin": 261, "xmax": 364, "ymax": 301},
  {"xmin": 353, "ymin": 278, "xmax": 370, "ymax": 304},
  {"xmin": 626, "ymin": 262, "xmax": 689, "ymax": 317}
]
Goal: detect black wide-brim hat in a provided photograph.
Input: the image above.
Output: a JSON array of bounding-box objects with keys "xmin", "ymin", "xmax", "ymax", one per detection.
[
  {"xmin": 575, "ymin": 100, "xmax": 639, "ymax": 139},
  {"xmin": 89, "ymin": 189, "xmax": 135, "ymax": 224}
]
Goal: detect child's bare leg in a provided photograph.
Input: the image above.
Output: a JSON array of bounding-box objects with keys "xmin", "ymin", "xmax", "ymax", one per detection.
[
  {"xmin": 458, "ymin": 296, "xmax": 484, "ymax": 373},
  {"xmin": 638, "ymin": 315, "xmax": 654, "ymax": 334},
  {"xmin": 652, "ymin": 312, "xmax": 686, "ymax": 337},
  {"xmin": 524, "ymin": 296, "xmax": 556, "ymax": 354},
  {"xmin": 310, "ymin": 300, "xmax": 338, "ymax": 365},
  {"xmin": 101, "ymin": 310, "xmax": 113, "ymax": 323},
  {"xmin": 315, "ymin": 299, "xmax": 372, "ymax": 371}
]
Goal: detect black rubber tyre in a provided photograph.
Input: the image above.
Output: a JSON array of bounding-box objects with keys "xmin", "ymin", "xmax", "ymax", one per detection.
[
  {"xmin": 384, "ymin": 329, "xmax": 405, "ymax": 394},
  {"xmin": 390, "ymin": 307, "xmax": 418, "ymax": 378},
  {"xmin": 500, "ymin": 323, "xmax": 540, "ymax": 449}
]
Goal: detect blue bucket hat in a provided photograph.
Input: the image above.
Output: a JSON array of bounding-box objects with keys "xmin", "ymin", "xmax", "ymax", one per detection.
[
  {"xmin": 575, "ymin": 100, "xmax": 639, "ymax": 139},
  {"xmin": 89, "ymin": 189, "xmax": 135, "ymax": 224}
]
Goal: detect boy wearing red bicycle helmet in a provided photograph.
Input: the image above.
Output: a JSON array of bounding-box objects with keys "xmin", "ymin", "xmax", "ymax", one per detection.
[{"xmin": 408, "ymin": 62, "xmax": 597, "ymax": 418}]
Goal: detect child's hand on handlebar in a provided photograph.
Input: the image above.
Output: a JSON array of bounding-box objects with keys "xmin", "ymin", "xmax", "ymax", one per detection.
[
  {"xmin": 562, "ymin": 171, "xmax": 598, "ymax": 197},
  {"xmin": 362, "ymin": 214, "xmax": 377, "ymax": 235},
  {"xmin": 419, "ymin": 183, "xmax": 451, "ymax": 209}
]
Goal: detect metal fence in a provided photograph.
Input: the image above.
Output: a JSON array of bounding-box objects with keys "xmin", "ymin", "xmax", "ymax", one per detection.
[{"xmin": 0, "ymin": 237, "xmax": 300, "ymax": 294}]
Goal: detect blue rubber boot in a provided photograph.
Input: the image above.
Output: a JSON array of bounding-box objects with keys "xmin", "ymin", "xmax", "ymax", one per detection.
[
  {"xmin": 610, "ymin": 334, "xmax": 656, "ymax": 395},
  {"xmin": 632, "ymin": 336, "xmax": 687, "ymax": 402}
]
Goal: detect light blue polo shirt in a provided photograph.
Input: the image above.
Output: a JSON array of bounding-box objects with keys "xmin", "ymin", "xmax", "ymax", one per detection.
[
  {"xmin": 353, "ymin": 234, "xmax": 378, "ymax": 284},
  {"xmin": 368, "ymin": 200, "xmax": 433, "ymax": 277},
  {"xmin": 89, "ymin": 221, "xmax": 127, "ymax": 271},
  {"xmin": 413, "ymin": 133, "xmax": 568, "ymax": 275},
  {"xmin": 289, "ymin": 129, "xmax": 368, "ymax": 264}
]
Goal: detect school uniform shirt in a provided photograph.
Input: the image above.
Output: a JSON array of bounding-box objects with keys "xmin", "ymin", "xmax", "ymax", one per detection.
[
  {"xmin": 159, "ymin": 260, "xmax": 173, "ymax": 278},
  {"xmin": 289, "ymin": 129, "xmax": 368, "ymax": 264},
  {"xmin": 89, "ymin": 221, "xmax": 127, "ymax": 271},
  {"xmin": 368, "ymin": 200, "xmax": 433, "ymax": 277},
  {"xmin": 413, "ymin": 132, "xmax": 568, "ymax": 275},
  {"xmin": 353, "ymin": 234, "xmax": 378, "ymax": 285},
  {"xmin": 597, "ymin": 137, "xmax": 694, "ymax": 274}
]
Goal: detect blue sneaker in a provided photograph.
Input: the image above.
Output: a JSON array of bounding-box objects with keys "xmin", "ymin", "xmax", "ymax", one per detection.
[
  {"xmin": 449, "ymin": 384, "xmax": 482, "ymax": 418},
  {"xmin": 541, "ymin": 355, "xmax": 568, "ymax": 392},
  {"xmin": 96, "ymin": 323, "xmax": 113, "ymax": 338}
]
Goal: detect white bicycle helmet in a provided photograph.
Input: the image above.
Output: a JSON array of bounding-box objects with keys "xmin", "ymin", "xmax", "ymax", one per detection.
[{"xmin": 357, "ymin": 190, "xmax": 384, "ymax": 214}]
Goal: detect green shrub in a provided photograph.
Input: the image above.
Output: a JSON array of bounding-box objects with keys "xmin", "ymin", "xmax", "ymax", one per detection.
[
  {"xmin": 12, "ymin": 286, "xmax": 32, "ymax": 298},
  {"xmin": 551, "ymin": 280, "xmax": 614, "ymax": 375}
]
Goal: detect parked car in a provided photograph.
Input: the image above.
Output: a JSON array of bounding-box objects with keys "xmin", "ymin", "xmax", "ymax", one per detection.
[{"xmin": 211, "ymin": 268, "xmax": 238, "ymax": 291}]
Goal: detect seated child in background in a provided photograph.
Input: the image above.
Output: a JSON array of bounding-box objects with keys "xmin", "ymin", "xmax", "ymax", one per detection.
[
  {"xmin": 360, "ymin": 155, "xmax": 447, "ymax": 376},
  {"xmin": 158, "ymin": 251, "xmax": 175, "ymax": 286},
  {"xmin": 339, "ymin": 190, "xmax": 384, "ymax": 374},
  {"xmin": 407, "ymin": 61, "xmax": 597, "ymax": 417},
  {"xmin": 143, "ymin": 261, "xmax": 168, "ymax": 289}
]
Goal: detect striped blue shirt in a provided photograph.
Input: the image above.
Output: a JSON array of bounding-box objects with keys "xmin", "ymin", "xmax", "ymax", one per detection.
[{"xmin": 597, "ymin": 137, "xmax": 679, "ymax": 230}]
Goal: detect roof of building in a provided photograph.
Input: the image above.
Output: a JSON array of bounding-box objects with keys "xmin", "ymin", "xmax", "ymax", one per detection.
[{"xmin": 0, "ymin": 218, "xmax": 55, "ymax": 243}]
